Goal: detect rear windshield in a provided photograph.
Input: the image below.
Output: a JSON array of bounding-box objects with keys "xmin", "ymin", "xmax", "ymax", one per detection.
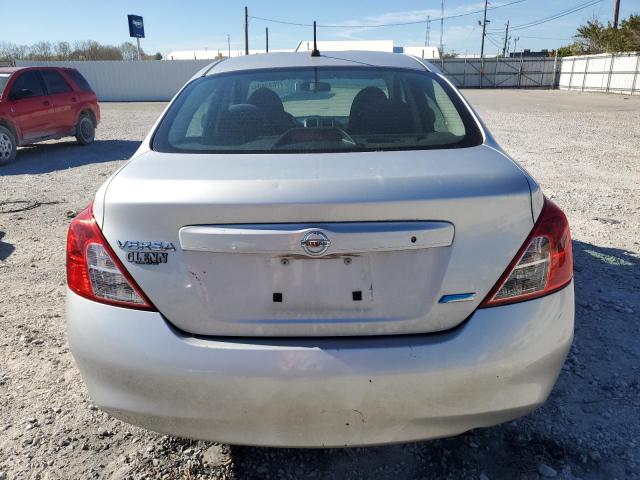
[
  {"xmin": 152, "ymin": 67, "xmax": 482, "ymax": 154},
  {"xmin": 66, "ymin": 70, "xmax": 93, "ymax": 92},
  {"xmin": 0, "ymin": 74, "xmax": 10, "ymax": 97}
]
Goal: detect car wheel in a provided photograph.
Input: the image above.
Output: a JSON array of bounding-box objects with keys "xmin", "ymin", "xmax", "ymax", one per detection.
[
  {"xmin": 75, "ymin": 114, "xmax": 95, "ymax": 145},
  {"xmin": 0, "ymin": 126, "xmax": 17, "ymax": 165}
]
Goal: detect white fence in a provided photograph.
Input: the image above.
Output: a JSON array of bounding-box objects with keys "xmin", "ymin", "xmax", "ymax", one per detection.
[
  {"xmin": 16, "ymin": 57, "xmax": 560, "ymax": 101},
  {"xmin": 559, "ymin": 53, "xmax": 640, "ymax": 95},
  {"xmin": 15, "ymin": 54, "xmax": 640, "ymax": 101},
  {"xmin": 437, "ymin": 57, "xmax": 559, "ymax": 88},
  {"xmin": 16, "ymin": 60, "xmax": 213, "ymax": 101}
]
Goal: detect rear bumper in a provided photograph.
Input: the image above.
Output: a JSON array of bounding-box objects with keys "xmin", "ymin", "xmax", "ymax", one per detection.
[{"xmin": 67, "ymin": 283, "xmax": 574, "ymax": 447}]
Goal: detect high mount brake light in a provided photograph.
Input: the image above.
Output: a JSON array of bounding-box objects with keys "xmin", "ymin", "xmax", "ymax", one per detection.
[
  {"xmin": 66, "ymin": 204, "xmax": 156, "ymax": 310},
  {"xmin": 480, "ymin": 197, "xmax": 573, "ymax": 307}
]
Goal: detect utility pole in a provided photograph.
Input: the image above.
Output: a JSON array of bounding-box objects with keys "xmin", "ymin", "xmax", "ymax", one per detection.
[
  {"xmin": 439, "ymin": 1, "xmax": 444, "ymax": 55},
  {"xmin": 502, "ymin": 21, "xmax": 510, "ymax": 57},
  {"xmin": 480, "ymin": 0, "xmax": 489, "ymax": 58},
  {"xmin": 513, "ymin": 36, "xmax": 519, "ymax": 54},
  {"xmin": 266, "ymin": 27, "xmax": 269, "ymax": 53},
  {"xmin": 425, "ymin": 16, "xmax": 430, "ymax": 46},
  {"xmin": 613, "ymin": 0, "xmax": 620, "ymax": 29},
  {"xmin": 227, "ymin": 34, "xmax": 231, "ymax": 58},
  {"xmin": 244, "ymin": 6, "xmax": 249, "ymax": 55}
]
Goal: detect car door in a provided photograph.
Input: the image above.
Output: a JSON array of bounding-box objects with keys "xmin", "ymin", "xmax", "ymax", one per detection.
[
  {"xmin": 39, "ymin": 69, "xmax": 77, "ymax": 134},
  {"xmin": 7, "ymin": 70, "xmax": 54, "ymax": 141}
]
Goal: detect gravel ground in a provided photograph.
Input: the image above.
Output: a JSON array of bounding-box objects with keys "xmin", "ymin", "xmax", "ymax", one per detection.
[{"xmin": 0, "ymin": 90, "xmax": 639, "ymax": 480}]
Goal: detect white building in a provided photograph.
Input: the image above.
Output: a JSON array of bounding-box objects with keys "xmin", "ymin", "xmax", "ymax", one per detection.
[
  {"xmin": 295, "ymin": 40, "xmax": 394, "ymax": 53},
  {"xmin": 165, "ymin": 48, "xmax": 294, "ymax": 60},
  {"xmin": 400, "ymin": 46, "xmax": 440, "ymax": 60},
  {"xmin": 457, "ymin": 53, "xmax": 500, "ymax": 59},
  {"xmin": 165, "ymin": 40, "xmax": 440, "ymax": 60}
]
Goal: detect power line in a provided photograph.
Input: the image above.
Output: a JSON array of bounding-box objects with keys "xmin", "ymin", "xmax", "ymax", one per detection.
[
  {"xmin": 488, "ymin": 32, "xmax": 572, "ymax": 40},
  {"xmin": 487, "ymin": 32, "xmax": 504, "ymax": 50},
  {"xmin": 517, "ymin": 35, "xmax": 573, "ymax": 40},
  {"xmin": 486, "ymin": 36, "xmax": 501, "ymax": 48},
  {"xmin": 490, "ymin": 0, "xmax": 602, "ymax": 32},
  {"xmin": 249, "ymin": 0, "xmax": 528, "ymax": 29},
  {"xmin": 510, "ymin": 0, "xmax": 602, "ymax": 31},
  {"xmin": 485, "ymin": 34, "xmax": 503, "ymax": 49},
  {"xmin": 460, "ymin": 23, "xmax": 480, "ymax": 52}
]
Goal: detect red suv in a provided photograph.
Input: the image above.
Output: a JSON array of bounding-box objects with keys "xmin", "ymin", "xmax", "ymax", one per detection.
[{"xmin": 0, "ymin": 66, "xmax": 100, "ymax": 164}]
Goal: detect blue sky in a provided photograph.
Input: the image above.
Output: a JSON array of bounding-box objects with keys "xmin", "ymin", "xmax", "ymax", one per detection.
[{"xmin": 2, "ymin": 0, "xmax": 639, "ymax": 55}]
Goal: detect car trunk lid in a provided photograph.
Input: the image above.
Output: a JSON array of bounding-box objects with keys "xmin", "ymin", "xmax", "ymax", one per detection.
[{"xmin": 100, "ymin": 146, "xmax": 533, "ymax": 337}]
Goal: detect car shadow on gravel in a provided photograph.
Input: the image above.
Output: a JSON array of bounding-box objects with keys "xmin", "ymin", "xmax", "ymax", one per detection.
[
  {"xmin": 225, "ymin": 241, "xmax": 640, "ymax": 480},
  {"xmin": 227, "ymin": 427, "xmax": 588, "ymax": 480},
  {"xmin": 572, "ymin": 239, "xmax": 639, "ymax": 312},
  {"xmin": 0, "ymin": 230, "xmax": 15, "ymax": 260},
  {"xmin": 0, "ymin": 139, "xmax": 140, "ymax": 175},
  {"xmin": 573, "ymin": 240, "xmax": 639, "ymax": 274}
]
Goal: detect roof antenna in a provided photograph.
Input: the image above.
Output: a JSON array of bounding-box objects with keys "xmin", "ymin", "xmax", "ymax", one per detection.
[{"xmin": 311, "ymin": 21, "xmax": 321, "ymax": 57}]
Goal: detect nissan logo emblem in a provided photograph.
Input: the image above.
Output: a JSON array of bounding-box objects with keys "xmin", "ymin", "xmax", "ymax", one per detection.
[{"xmin": 300, "ymin": 231, "xmax": 331, "ymax": 256}]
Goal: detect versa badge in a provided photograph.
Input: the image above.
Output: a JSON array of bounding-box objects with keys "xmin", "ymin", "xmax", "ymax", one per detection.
[{"xmin": 117, "ymin": 240, "xmax": 175, "ymax": 265}]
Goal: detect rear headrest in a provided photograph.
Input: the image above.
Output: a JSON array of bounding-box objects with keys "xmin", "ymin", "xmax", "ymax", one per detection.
[
  {"xmin": 348, "ymin": 87, "xmax": 389, "ymax": 134},
  {"xmin": 348, "ymin": 87, "xmax": 414, "ymax": 135},
  {"xmin": 350, "ymin": 86, "xmax": 388, "ymax": 110},
  {"xmin": 216, "ymin": 104, "xmax": 260, "ymax": 145},
  {"xmin": 247, "ymin": 88, "xmax": 285, "ymax": 113}
]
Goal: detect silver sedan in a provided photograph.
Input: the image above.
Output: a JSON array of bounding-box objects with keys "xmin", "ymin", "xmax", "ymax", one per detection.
[{"xmin": 66, "ymin": 51, "xmax": 573, "ymax": 447}]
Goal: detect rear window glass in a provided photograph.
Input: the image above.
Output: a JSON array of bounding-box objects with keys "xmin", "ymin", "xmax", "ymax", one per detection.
[
  {"xmin": 40, "ymin": 70, "xmax": 72, "ymax": 94},
  {"xmin": 66, "ymin": 70, "xmax": 93, "ymax": 92},
  {"xmin": 0, "ymin": 74, "xmax": 10, "ymax": 97},
  {"xmin": 152, "ymin": 67, "xmax": 481, "ymax": 154}
]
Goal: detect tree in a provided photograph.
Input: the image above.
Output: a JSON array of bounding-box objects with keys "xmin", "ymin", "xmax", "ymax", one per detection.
[
  {"xmin": 555, "ymin": 44, "xmax": 582, "ymax": 57},
  {"xmin": 29, "ymin": 41, "xmax": 53, "ymax": 60},
  {"xmin": 54, "ymin": 41, "xmax": 72, "ymax": 60},
  {"xmin": 70, "ymin": 40, "xmax": 121, "ymax": 60},
  {"xmin": 575, "ymin": 19, "xmax": 607, "ymax": 53},
  {"xmin": 120, "ymin": 42, "xmax": 139, "ymax": 61},
  {"xmin": 119, "ymin": 42, "xmax": 163, "ymax": 61},
  {"xmin": 557, "ymin": 14, "xmax": 640, "ymax": 56},
  {"xmin": 0, "ymin": 42, "xmax": 29, "ymax": 62},
  {"xmin": 619, "ymin": 14, "xmax": 640, "ymax": 49},
  {"xmin": 0, "ymin": 39, "xmax": 166, "ymax": 62}
]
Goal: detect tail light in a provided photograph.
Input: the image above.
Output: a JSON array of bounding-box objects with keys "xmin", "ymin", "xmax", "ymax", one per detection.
[
  {"xmin": 480, "ymin": 197, "xmax": 572, "ymax": 307},
  {"xmin": 66, "ymin": 203, "xmax": 155, "ymax": 310}
]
